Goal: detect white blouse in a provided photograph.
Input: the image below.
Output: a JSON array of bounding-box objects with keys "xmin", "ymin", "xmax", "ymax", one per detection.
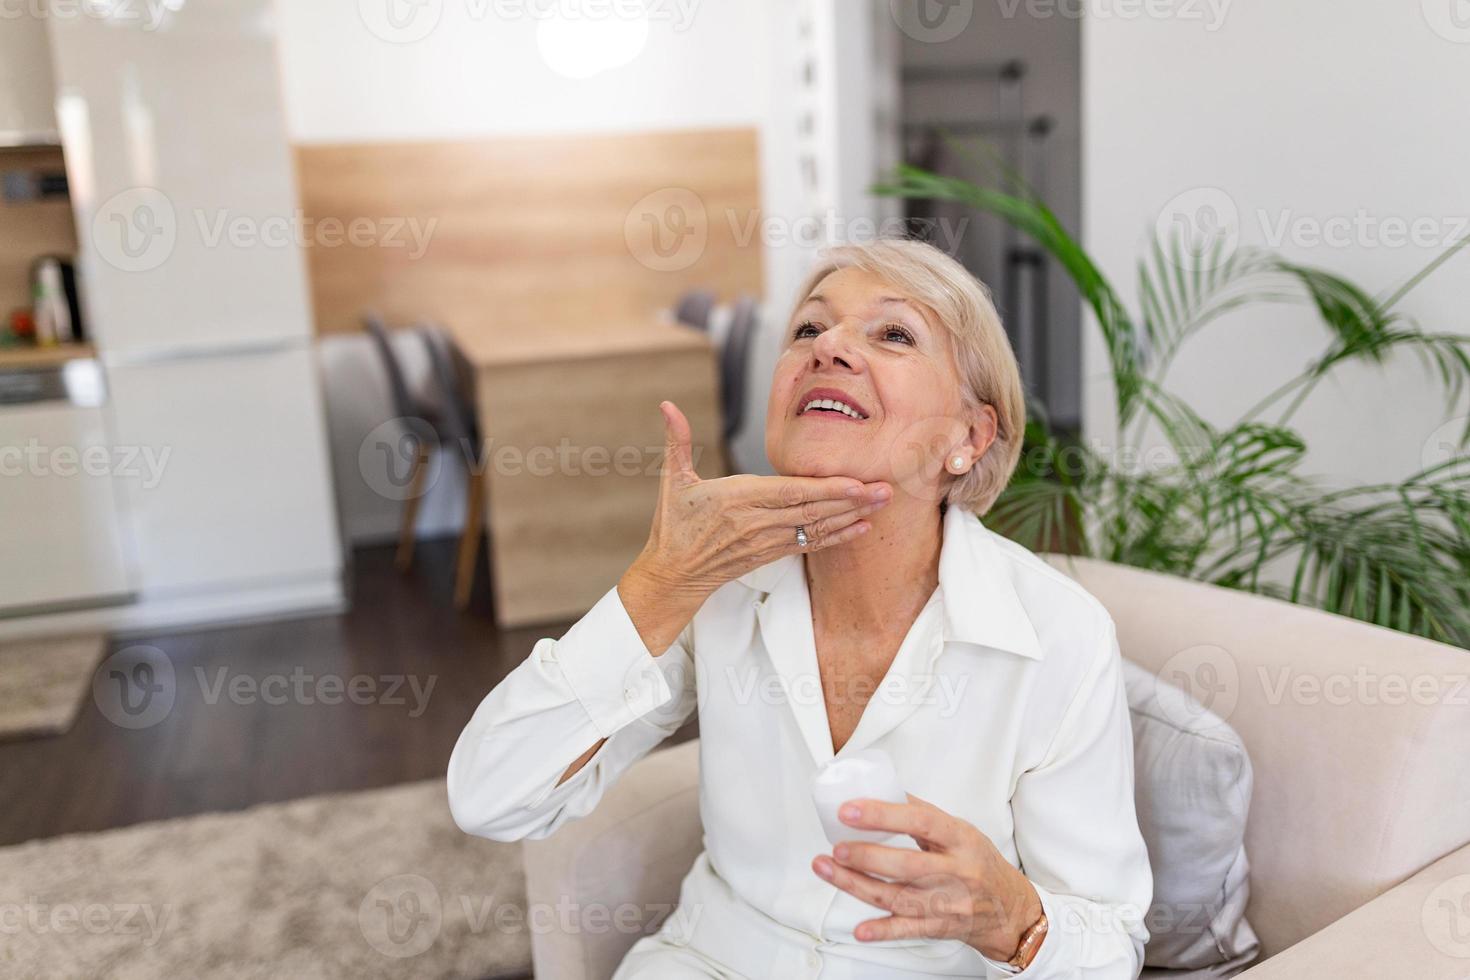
[{"xmin": 448, "ymin": 503, "xmax": 1153, "ymax": 979}]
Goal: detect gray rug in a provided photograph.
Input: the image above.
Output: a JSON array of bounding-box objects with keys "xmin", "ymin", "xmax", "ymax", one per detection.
[
  {"xmin": 0, "ymin": 634, "xmax": 106, "ymax": 740},
  {"xmin": 0, "ymin": 780, "xmax": 533, "ymax": 979}
]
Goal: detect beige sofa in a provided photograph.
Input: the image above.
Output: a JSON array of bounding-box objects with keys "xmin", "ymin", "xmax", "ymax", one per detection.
[{"xmin": 523, "ymin": 556, "xmax": 1470, "ymax": 978}]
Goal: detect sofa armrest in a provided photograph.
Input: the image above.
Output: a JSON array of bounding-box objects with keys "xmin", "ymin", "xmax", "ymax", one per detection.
[
  {"xmin": 521, "ymin": 739, "xmax": 703, "ymax": 980},
  {"xmin": 1235, "ymin": 840, "xmax": 1470, "ymax": 979}
]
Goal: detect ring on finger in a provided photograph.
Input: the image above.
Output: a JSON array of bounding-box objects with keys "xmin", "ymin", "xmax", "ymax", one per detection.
[{"xmin": 795, "ymin": 525, "xmax": 809, "ymax": 549}]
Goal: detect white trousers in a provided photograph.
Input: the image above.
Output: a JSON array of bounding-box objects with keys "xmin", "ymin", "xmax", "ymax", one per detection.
[{"xmin": 612, "ymin": 932, "xmax": 750, "ymax": 979}]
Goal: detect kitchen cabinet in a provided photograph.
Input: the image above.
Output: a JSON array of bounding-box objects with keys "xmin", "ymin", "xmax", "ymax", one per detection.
[
  {"xmin": 47, "ymin": 0, "xmax": 315, "ymax": 356},
  {"xmin": 105, "ymin": 347, "xmax": 340, "ymax": 596},
  {"xmin": 0, "ymin": 10, "xmax": 60, "ymax": 145},
  {"xmin": 0, "ymin": 358, "xmax": 131, "ymax": 613},
  {"xmin": 38, "ymin": 0, "xmax": 345, "ymax": 625}
]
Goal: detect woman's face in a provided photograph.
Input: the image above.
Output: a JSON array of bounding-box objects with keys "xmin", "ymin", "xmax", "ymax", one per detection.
[{"xmin": 764, "ymin": 266, "xmax": 991, "ymax": 500}]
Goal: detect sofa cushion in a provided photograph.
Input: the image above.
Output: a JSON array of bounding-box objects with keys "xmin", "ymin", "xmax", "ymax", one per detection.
[{"xmin": 1124, "ymin": 657, "xmax": 1260, "ymax": 975}]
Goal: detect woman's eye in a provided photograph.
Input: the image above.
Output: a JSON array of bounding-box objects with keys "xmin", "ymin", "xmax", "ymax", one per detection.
[
  {"xmin": 882, "ymin": 324, "xmax": 915, "ymax": 345},
  {"xmin": 793, "ymin": 321, "xmax": 821, "ymax": 340}
]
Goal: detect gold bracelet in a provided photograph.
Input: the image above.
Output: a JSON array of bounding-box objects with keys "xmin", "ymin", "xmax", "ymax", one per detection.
[{"xmin": 1006, "ymin": 909, "xmax": 1049, "ymax": 971}]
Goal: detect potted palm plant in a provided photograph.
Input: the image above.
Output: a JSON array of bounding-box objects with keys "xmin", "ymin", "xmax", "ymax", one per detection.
[{"xmin": 876, "ymin": 164, "xmax": 1470, "ymax": 648}]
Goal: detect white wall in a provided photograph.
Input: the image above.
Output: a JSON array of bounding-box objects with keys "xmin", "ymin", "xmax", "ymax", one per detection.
[
  {"xmin": 1083, "ymin": 2, "xmax": 1470, "ymax": 489},
  {"xmin": 274, "ymin": 0, "xmax": 797, "ymax": 539},
  {"xmin": 737, "ymin": 0, "xmax": 905, "ymax": 478},
  {"xmin": 275, "ymin": 1, "xmax": 770, "ymax": 142}
]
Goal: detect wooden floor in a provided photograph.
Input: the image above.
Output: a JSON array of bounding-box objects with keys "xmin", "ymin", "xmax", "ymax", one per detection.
[{"xmin": 0, "ymin": 539, "xmax": 695, "ymax": 848}]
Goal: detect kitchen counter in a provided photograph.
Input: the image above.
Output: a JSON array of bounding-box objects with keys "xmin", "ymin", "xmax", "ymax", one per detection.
[{"xmin": 0, "ymin": 343, "xmax": 95, "ymax": 371}]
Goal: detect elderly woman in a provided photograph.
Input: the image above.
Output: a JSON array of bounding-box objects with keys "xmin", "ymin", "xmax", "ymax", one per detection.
[{"xmin": 448, "ymin": 240, "xmax": 1152, "ymax": 979}]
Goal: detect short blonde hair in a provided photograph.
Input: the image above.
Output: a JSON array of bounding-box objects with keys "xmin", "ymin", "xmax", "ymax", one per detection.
[{"xmin": 789, "ymin": 239, "xmax": 1026, "ymax": 515}]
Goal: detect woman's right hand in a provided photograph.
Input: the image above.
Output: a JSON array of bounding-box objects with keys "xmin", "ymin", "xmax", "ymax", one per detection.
[{"xmin": 618, "ymin": 401, "xmax": 891, "ymax": 654}]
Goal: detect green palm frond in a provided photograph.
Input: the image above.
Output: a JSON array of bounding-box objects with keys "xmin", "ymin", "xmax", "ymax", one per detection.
[
  {"xmin": 877, "ymin": 164, "xmax": 1470, "ymax": 647},
  {"xmin": 1277, "ymin": 484, "xmax": 1470, "ymax": 644}
]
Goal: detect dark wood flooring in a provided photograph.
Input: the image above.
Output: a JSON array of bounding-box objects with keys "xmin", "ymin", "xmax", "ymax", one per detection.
[{"xmin": 0, "ymin": 538, "xmax": 695, "ymax": 848}]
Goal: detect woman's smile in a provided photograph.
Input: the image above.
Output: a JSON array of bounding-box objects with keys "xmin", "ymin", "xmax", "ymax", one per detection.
[
  {"xmin": 796, "ymin": 386, "xmax": 871, "ymax": 422},
  {"xmin": 767, "ymin": 265, "xmax": 981, "ymax": 490}
]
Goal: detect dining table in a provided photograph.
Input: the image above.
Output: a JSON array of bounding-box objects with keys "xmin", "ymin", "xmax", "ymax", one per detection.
[{"xmin": 446, "ymin": 316, "xmax": 728, "ymax": 628}]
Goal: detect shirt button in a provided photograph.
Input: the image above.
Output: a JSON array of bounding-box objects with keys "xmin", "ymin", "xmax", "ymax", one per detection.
[{"xmin": 806, "ymin": 949, "xmax": 821, "ymax": 969}]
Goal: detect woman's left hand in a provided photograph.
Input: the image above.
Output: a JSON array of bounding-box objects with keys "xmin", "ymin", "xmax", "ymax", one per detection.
[{"xmin": 810, "ymin": 793, "xmax": 1043, "ymax": 962}]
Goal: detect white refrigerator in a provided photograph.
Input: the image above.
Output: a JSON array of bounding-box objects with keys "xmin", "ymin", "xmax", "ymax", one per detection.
[{"xmin": 46, "ymin": 0, "xmax": 343, "ymax": 624}]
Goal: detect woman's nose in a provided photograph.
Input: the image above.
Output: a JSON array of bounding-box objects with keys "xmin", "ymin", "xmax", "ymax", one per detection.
[{"xmin": 810, "ymin": 323, "xmax": 864, "ymax": 372}]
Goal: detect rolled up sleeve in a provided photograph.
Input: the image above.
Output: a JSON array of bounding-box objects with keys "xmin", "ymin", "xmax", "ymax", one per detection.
[
  {"xmin": 980, "ymin": 615, "xmax": 1153, "ymax": 979},
  {"xmin": 446, "ymin": 585, "xmax": 697, "ymax": 842}
]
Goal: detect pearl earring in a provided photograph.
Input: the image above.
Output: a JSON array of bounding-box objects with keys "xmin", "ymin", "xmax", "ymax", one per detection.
[{"xmin": 950, "ymin": 455, "xmax": 968, "ymax": 474}]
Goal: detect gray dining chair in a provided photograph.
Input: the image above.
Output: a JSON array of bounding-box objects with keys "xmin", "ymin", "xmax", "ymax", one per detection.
[
  {"xmin": 673, "ymin": 289, "xmax": 716, "ymax": 331},
  {"xmin": 720, "ymin": 295, "xmax": 759, "ymax": 443},
  {"xmin": 363, "ymin": 313, "xmax": 441, "ymax": 574},
  {"xmin": 420, "ymin": 324, "xmax": 491, "ymax": 611}
]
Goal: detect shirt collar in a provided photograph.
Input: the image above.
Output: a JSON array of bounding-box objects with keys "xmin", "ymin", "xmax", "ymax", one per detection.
[
  {"xmin": 735, "ymin": 503, "xmax": 1044, "ymax": 661},
  {"xmin": 936, "ymin": 503, "xmax": 1044, "ymax": 660}
]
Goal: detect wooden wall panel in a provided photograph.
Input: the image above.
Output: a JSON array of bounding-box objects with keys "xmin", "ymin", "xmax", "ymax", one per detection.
[{"xmin": 293, "ymin": 128, "xmax": 763, "ymax": 336}]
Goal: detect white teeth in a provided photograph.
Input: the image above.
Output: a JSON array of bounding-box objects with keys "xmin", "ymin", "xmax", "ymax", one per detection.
[{"xmin": 801, "ymin": 397, "xmax": 865, "ymax": 419}]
